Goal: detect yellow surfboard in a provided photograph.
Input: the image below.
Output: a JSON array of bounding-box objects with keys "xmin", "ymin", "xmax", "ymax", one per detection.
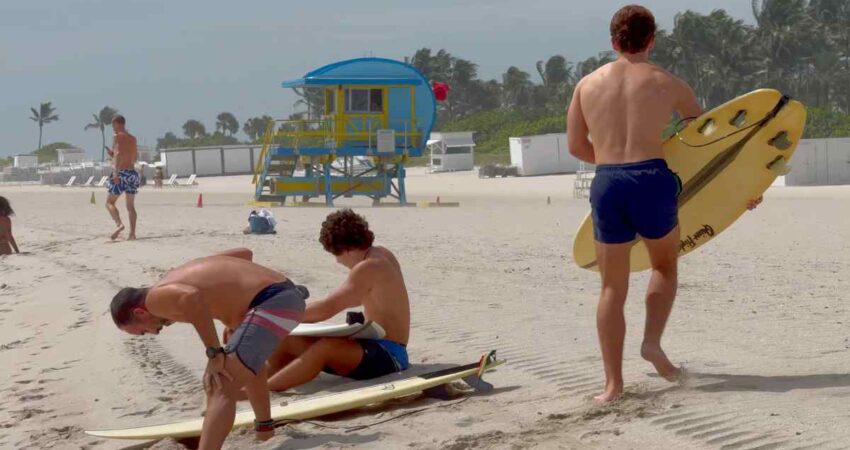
[
  {"xmin": 572, "ymin": 89, "xmax": 807, "ymax": 272},
  {"xmin": 85, "ymin": 351, "xmax": 503, "ymax": 440}
]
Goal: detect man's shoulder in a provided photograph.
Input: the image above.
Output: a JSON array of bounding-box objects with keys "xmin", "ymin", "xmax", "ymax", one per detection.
[
  {"xmin": 648, "ymin": 64, "xmax": 688, "ymax": 86},
  {"xmin": 352, "ymin": 256, "xmax": 393, "ymax": 278},
  {"xmin": 116, "ymin": 131, "xmax": 137, "ymax": 142}
]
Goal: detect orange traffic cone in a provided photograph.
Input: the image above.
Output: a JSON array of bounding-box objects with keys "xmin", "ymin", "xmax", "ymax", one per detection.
[{"xmin": 197, "ymin": 193, "xmax": 203, "ymax": 208}]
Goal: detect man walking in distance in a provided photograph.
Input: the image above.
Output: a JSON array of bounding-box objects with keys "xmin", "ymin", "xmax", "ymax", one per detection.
[
  {"xmin": 105, "ymin": 114, "xmax": 139, "ymax": 240},
  {"xmin": 567, "ymin": 5, "xmax": 762, "ymax": 403}
]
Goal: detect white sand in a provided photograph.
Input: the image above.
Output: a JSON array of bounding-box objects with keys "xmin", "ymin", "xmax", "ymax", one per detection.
[{"xmin": 1, "ymin": 167, "xmax": 849, "ymax": 449}]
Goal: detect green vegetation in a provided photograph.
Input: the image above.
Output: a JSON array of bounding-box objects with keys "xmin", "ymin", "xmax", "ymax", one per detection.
[
  {"xmin": 154, "ymin": 114, "xmax": 275, "ymax": 150},
  {"xmin": 32, "ymin": 142, "xmax": 77, "ymax": 163},
  {"xmin": 440, "ymin": 110, "xmax": 564, "ymax": 161}
]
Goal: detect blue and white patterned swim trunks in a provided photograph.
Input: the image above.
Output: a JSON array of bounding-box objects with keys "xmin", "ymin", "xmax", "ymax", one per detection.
[{"xmin": 107, "ymin": 169, "xmax": 140, "ymax": 196}]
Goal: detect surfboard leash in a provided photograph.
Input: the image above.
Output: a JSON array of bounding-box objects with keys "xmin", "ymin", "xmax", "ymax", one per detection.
[{"xmin": 672, "ymin": 95, "xmax": 792, "ymax": 149}]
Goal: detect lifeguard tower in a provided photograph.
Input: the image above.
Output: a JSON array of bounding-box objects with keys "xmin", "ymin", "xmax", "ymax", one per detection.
[{"xmin": 252, "ymin": 58, "xmax": 437, "ymax": 206}]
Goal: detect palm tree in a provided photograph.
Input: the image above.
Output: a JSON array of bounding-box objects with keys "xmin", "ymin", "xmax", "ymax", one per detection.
[
  {"xmin": 751, "ymin": 0, "xmax": 813, "ymax": 97},
  {"xmin": 182, "ymin": 120, "xmax": 207, "ymax": 141},
  {"xmin": 29, "ymin": 102, "xmax": 59, "ymax": 150},
  {"xmin": 807, "ymin": 0, "xmax": 850, "ymax": 111},
  {"xmin": 84, "ymin": 106, "xmax": 119, "ymax": 161},
  {"xmin": 536, "ymin": 55, "xmax": 574, "ymax": 113},
  {"xmin": 501, "ymin": 66, "xmax": 533, "ymax": 109},
  {"xmin": 575, "ymin": 52, "xmax": 615, "ymax": 79},
  {"xmin": 215, "ymin": 112, "xmax": 239, "ymax": 136},
  {"xmin": 292, "ymin": 88, "xmax": 323, "ymax": 120},
  {"xmin": 242, "ymin": 116, "xmax": 274, "ymax": 142}
]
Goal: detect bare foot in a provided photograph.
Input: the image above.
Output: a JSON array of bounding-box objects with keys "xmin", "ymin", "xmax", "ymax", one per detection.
[
  {"xmin": 641, "ymin": 343, "xmax": 682, "ymax": 381},
  {"xmin": 110, "ymin": 224, "xmax": 125, "ymax": 241},
  {"xmin": 592, "ymin": 386, "xmax": 623, "ymax": 405},
  {"xmin": 127, "ymin": 233, "xmax": 136, "ymax": 241}
]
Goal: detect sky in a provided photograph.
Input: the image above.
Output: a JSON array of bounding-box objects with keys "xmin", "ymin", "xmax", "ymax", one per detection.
[{"xmin": 0, "ymin": 0, "xmax": 756, "ymax": 159}]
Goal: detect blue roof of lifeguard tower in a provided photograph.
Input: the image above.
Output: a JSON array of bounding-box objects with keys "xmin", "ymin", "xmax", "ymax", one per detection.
[
  {"xmin": 281, "ymin": 57, "xmax": 437, "ymax": 151},
  {"xmin": 281, "ymin": 57, "xmax": 427, "ymax": 87}
]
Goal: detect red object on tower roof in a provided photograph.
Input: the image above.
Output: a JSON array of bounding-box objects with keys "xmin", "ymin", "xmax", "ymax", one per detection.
[{"xmin": 432, "ymin": 81, "xmax": 450, "ymax": 102}]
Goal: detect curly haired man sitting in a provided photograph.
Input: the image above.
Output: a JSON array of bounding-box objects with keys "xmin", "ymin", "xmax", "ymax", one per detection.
[{"xmin": 262, "ymin": 209, "xmax": 411, "ymax": 392}]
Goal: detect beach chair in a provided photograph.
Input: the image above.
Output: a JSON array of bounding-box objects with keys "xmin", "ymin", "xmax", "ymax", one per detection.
[
  {"xmin": 63, "ymin": 175, "xmax": 77, "ymax": 187},
  {"xmin": 94, "ymin": 176, "xmax": 108, "ymax": 187},
  {"xmin": 176, "ymin": 174, "xmax": 197, "ymax": 187},
  {"xmin": 79, "ymin": 176, "xmax": 94, "ymax": 187},
  {"xmin": 163, "ymin": 174, "xmax": 178, "ymax": 186}
]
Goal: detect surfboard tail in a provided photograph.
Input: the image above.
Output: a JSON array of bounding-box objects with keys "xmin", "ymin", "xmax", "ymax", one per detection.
[{"xmin": 461, "ymin": 350, "xmax": 501, "ymax": 392}]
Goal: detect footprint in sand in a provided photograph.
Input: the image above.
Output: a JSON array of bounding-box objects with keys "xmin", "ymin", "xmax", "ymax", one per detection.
[
  {"xmin": 19, "ymin": 425, "xmax": 83, "ymax": 449},
  {"xmin": 10, "ymin": 408, "xmax": 53, "ymax": 421},
  {"xmin": 0, "ymin": 337, "xmax": 33, "ymax": 351},
  {"xmin": 40, "ymin": 366, "xmax": 71, "ymax": 374},
  {"xmin": 119, "ymin": 405, "xmax": 160, "ymax": 418}
]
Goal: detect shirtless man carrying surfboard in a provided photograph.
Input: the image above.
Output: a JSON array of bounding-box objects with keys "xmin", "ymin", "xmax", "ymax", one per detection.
[
  {"xmin": 110, "ymin": 248, "xmax": 307, "ymax": 449},
  {"xmin": 262, "ymin": 208, "xmax": 410, "ymax": 392},
  {"xmin": 567, "ymin": 5, "xmax": 762, "ymax": 404}
]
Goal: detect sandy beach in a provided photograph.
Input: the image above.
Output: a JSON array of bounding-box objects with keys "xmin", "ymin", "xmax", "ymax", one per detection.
[{"xmin": 2, "ymin": 167, "xmax": 849, "ymax": 450}]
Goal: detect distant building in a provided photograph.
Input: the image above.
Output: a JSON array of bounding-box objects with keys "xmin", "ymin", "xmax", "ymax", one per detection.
[
  {"xmin": 13, "ymin": 154, "xmax": 38, "ymax": 168},
  {"xmin": 785, "ymin": 138, "xmax": 850, "ymax": 186},
  {"xmin": 161, "ymin": 144, "xmax": 263, "ymax": 177},
  {"xmin": 427, "ymin": 132, "xmax": 475, "ymax": 172},
  {"xmin": 57, "ymin": 148, "xmax": 86, "ymax": 164},
  {"xmin": 509, "ymin": 133, "xmax": 590, "ymax": 176},
  {"xmin": 138, "ymin": 145, "xmax": 156, "ymax": 163}
]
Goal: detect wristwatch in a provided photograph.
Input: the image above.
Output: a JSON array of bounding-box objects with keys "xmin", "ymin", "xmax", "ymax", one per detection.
[{"xmin": 206, "ymin": 346, "xmax": 225, "ymax": 359}]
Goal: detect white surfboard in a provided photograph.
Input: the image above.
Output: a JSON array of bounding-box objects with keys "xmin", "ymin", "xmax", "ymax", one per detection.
[
  {"xmin": 86, "ymin": 350, "xmax": 504, "ymax": 440},
  {"xmin": 290, "ymin": 320, "xmax": 385, "ymax": 339}
]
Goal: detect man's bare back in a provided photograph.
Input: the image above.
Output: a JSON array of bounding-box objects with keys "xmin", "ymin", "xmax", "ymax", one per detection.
[
  {"xmin": 150, "ymin": 255, "xmax": 287, "ymax": 329},
  {"xmin": 350, "ymin": 245, "xmax": 410, "ymax": 344},
  {"xmin": 569, "ymin": 57, "xmax": 702, "ymax": 165}
]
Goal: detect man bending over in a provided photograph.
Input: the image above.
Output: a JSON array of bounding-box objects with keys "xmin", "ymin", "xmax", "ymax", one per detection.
[{"xmin": 110, "ymin": 248, "xmax": 306, "ymax": 449}]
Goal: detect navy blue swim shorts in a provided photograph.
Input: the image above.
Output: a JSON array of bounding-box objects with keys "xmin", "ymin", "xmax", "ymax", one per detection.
[{"xmin": 589, "ymin": 158, "xmax": 682, "ymax": 244}]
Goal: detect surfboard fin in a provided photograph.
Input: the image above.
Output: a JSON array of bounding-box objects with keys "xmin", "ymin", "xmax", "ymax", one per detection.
[
  {"xmin": 767, "ymin": 156, "xmax": 791, "ymax": 175},
  {"xmin": 730, "ymin": 110, "xmax": 747, "ymax": 128},
  {"xmin": 460, "ymin": 350, "xmax": 501, "ymax": 392},
  {"xmin": 769, "ymin": 131, "xmax": 792, "ymax": 150}
]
